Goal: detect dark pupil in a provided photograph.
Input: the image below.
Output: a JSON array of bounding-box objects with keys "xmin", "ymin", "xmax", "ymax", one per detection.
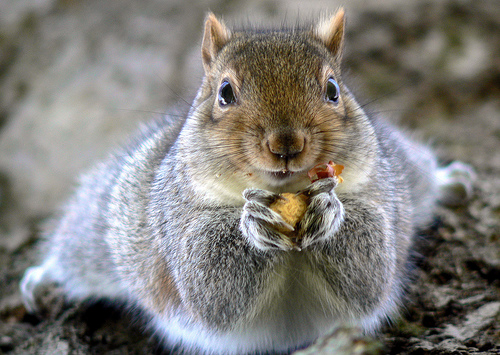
[
  {"xmin": 326, "ymin": 78, "xmax": 339, "ymax": 103},
  {"xmin": 218, "ymin": 81, "xmax": 235, "ymax": 106}
]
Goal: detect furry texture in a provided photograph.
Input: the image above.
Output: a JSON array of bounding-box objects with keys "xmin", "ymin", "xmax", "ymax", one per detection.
[{"xmin": 20, "ymin": 9, "xmax": 474, "ymax": 355}]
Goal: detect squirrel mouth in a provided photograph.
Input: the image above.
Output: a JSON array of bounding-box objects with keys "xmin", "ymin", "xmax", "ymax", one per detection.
[{"xmin": 268, "ymin": 170, "xmax": 295, "ymax": 180}]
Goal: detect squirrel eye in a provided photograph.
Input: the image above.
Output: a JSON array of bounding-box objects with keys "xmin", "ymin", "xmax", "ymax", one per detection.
[
  {"xmin": 325, "ymin": 78, "xmax": 340, "ymax": 103},
  {"xmin": 218, "ymin": 80, "xmax": 236, "ymax": 106}
]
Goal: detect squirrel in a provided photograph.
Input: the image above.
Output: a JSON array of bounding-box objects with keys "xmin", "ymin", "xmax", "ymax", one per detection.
[{"xmin": 20, "ymin": 9, "xmax": 475, "ymax": 355}]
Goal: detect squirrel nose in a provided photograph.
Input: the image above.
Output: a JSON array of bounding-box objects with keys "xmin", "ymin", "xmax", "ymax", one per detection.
[{"xmin": 267, "ymin": 131, "xmax": 305, "ymax": 161}]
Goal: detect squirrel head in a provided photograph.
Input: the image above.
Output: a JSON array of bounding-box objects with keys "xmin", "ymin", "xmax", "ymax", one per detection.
[{"xmin": 180, "ymin": 9, "xmax": 377, "ymax": 202}]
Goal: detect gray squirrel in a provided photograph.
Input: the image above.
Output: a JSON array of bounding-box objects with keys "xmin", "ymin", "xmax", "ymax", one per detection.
[{"xmin": 20, "ymin": 9, "xmax": 475, "ymax": 354}]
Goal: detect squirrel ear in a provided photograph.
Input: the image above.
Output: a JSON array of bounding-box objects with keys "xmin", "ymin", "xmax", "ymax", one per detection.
[
  {"xmin": 314, "ymin": 8, "xmax": 345, "ymax": 61},
  {"xmin": 202, "ymin": 13, "xmax": 231, "ymax": 73}
]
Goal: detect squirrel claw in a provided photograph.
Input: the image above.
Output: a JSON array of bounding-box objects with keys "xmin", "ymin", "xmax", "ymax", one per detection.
[{"xmin": 300, "ymin": 177, "xmax": 338, "ymax": 197}]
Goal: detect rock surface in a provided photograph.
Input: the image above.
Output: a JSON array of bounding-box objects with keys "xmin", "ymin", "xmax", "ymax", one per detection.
[{"xmin": 1, "ymin": 0, "xmax": 499, "ymax": 354}]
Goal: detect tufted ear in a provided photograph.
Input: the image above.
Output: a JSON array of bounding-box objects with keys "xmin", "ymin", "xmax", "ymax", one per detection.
[
  {"xmin": 201, "ymin": 13, "xmax": 231, "ymax": 73},
  {"xmin": 314, "ymin": 8, "xmax": 345, "ymax": 62}
]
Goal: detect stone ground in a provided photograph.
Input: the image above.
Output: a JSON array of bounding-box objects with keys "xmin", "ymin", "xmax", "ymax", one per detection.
[{"xmin": 0, "ymin": 0, "xmax": 499, "ymax": 354}]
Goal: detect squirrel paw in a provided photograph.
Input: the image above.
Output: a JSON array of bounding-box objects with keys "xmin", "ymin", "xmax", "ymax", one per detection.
[
  {"xmin": 298, "ymin": 177, "xmax": 345, "ymax": 249},
  {"xmin": 20, "ymin": 258, "xmax": 57, "ymax": 314},
  {"xmin": 241, "ymin": 188, "xmax": 296, "ymax": 251},
  {"xmin": 436, "ymin": 161, "xmax": 476, "ymax": 207}
]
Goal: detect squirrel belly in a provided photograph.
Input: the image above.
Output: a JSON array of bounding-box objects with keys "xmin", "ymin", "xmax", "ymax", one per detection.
[{"xmin": 20, "ymin": 8, "xmax": 475, "ymax": 355}]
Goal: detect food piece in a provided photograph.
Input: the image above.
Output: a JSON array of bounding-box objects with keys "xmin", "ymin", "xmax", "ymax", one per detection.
[
  {"xmin": 269, "ymin": 161, "xmax": 344, "ymax": 238},
  {"xmin": 270, "ymin": 192, "xmax": 308, "ymax": 231},
  {"xmin": 307, "ymin": 161, "xmax": 344, "ymax": 183}
]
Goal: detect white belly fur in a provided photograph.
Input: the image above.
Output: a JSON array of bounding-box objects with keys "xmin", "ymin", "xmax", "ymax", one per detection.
[{"xmin": 153, "ymin": 252, "xmax": 362, "ymax": 354}]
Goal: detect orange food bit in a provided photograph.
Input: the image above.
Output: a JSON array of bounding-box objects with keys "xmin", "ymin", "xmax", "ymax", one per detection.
[{"xmin": 307, "ymin": 161, "xmax": 344, "ymax": 183}]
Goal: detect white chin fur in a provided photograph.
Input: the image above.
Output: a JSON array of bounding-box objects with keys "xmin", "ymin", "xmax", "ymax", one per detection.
[{"xmin": 191, "ymin": 170, "xmax": 313, "ymax": 205}]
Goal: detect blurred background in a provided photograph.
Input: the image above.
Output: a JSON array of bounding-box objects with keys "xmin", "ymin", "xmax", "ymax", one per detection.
[{"xmin": 0, "ymin": 0, "xmax": 499, "ymax": 353}]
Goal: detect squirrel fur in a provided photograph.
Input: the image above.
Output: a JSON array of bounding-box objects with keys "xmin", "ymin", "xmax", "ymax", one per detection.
[{"xmin": 20, "ymin": 9, "xmax": 475, "ymax": 354}]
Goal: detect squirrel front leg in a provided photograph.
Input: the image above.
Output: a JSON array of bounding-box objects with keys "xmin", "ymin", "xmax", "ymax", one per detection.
[
  {"xmin": 297, "ymin": 177, "xmax": 345, "ymax": 249},
  {"xmin": 172, "ymin": 206, "xmax": 282, "ymax": 331},
  {"xmin": 304, "ymin": 195, "xmax": 402, "ymax": 328},
  {"xmin": 286, "ymin": 178, "xmax": 400, "ymax": 326}
]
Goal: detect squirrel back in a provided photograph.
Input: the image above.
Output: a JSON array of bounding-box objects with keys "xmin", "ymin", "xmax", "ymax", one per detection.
[{"xmin": 20, "ymin": 9, "xmax": 475, "ymax": 355}]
